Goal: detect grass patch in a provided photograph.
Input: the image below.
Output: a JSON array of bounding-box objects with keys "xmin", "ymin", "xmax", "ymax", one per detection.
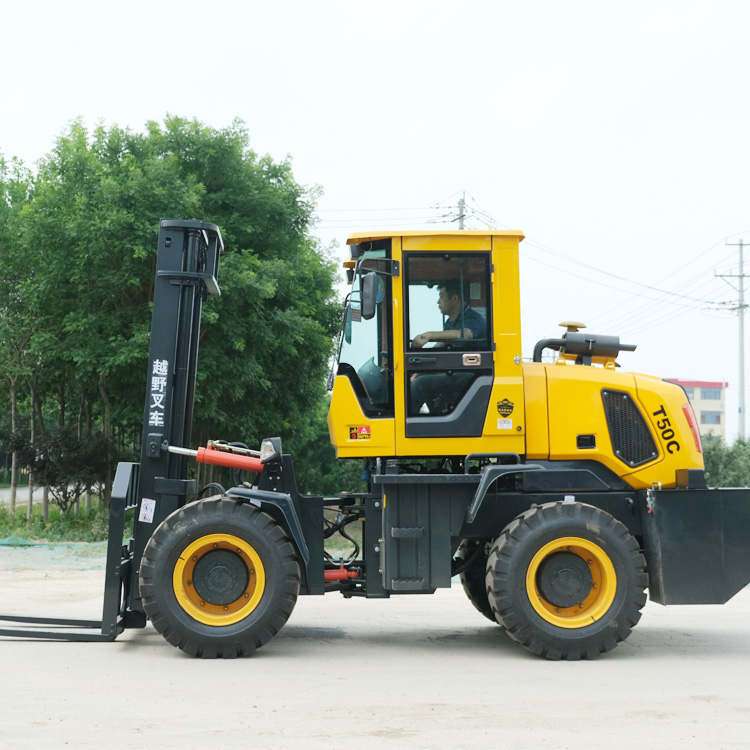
[
  {"xmin": 0, "ymin": 503, "xmax": 114, "ymax": 543},
  {"xmin": 325, "ymin": 516, "xmax": 363, "ymax": 560}
]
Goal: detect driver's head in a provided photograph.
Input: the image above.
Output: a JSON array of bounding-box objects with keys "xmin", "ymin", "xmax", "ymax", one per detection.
[{"xmin": 437, "ymin": 280, "xmax": 464, "ymax": 318}]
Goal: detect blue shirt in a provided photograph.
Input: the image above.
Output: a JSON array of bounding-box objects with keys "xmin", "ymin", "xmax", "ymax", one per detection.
[{"xmin": 445, "ymin": 306, "xmax": 487, "ymax": 342}]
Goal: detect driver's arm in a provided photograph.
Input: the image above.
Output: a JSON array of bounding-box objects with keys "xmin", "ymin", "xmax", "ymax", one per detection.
[{"xmin": 412, "ymin": 328, "xmax": 474, "ymax": 348}]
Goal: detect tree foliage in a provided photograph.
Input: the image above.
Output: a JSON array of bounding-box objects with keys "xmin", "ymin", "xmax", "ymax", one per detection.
[
  {"xmin": 0, "ymin": 116, "xmax": 340, "ymax": 501},
  {"xmin": 703, "ymin": 436, "xmax": 750, "ymax": 488}
]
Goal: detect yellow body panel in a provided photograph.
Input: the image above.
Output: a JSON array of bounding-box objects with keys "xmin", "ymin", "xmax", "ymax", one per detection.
[
  {"xmin": 627, "ymin": 372, "xmax": 704, "ymax": 486},
  {"xmin": 522, "ymin": 364, "xmax": 550, "ymax": 458},
  {"xmin": 544, "ymin": 362, "xmax": 642, "ymax": 476},
  {"xmin": 327, "ymin": 376, "xmax": 396, "ymax": 457},
  {"xmin": 523, "ymin": 361, "xmax": 704, "ymax": 489}
]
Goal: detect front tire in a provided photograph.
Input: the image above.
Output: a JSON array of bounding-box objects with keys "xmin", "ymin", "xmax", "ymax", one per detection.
[
  {"xmin": 139, "ymin": 497, "xmax": 300, "ymax": 658},
  {"xmin": 486, "ymin": 501, "xmax": 647, "ymax": 660}
]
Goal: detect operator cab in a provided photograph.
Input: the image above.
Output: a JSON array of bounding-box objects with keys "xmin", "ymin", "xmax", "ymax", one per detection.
[{"xmin": 333, "ymin": 239, "xmax": 495, "ymax": 432}]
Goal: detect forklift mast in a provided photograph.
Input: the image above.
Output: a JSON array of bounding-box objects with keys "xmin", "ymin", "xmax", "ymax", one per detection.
[
  {"xmin": 128, "ymin": 219, "xmax": 222, "ymax": 612},
  {"xmin": 0, "ymin": 219, "xmax": 223, "ymax": 641}
]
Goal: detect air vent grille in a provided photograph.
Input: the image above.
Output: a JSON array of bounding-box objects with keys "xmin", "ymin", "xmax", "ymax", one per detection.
[{"xmin": 601, "ymin": 390, "xmax": 657, "ymax": 467}]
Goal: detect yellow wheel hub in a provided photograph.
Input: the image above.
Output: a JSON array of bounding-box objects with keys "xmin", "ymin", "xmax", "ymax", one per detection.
[
  {"xmin": 526, "ymin": 536, "xmax": 616, "ymax": 629},
  {"xmin": 173, "ymin": 533, "xmax": 265, "ymax": 626}
]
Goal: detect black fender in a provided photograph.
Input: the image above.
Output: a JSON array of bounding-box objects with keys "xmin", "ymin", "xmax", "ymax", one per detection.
[
  {"xmin": 225, "ymin": 486, "xmax": 316, "ymax": 591},
  {"xmin": 466, "ymin": 464, "xmax": 544, "ymax": 523}
]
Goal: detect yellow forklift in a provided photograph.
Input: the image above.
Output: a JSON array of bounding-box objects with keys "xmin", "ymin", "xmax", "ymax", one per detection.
[{"xmin": 2, "ymin": 220, "xmax": 747, "ymax": 660}]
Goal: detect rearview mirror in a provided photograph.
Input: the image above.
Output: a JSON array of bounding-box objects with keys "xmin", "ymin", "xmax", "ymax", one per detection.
[
  {"xmin": 344, "ymin": 305, "xmax": 352, "ymax": 344},
  {"xmin": 361, "ymin": 272, "xmax": 378, "ymax": 320}
]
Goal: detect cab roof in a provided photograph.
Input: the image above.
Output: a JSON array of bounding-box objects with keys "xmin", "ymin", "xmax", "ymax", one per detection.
[{"xmin": 346, "ymin": 229, "xmax": 525, "ymax": 245}]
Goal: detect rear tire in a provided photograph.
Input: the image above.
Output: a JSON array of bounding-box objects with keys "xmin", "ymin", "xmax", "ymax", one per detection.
[
  {"xmin": 139, "ymin": 497, "xmax": 300, "ymax": 658},
  {"xmin": 486, "ymin": 501, "xmax": 647, "ymax": 660},
  {"xmin": 456, "ymin": 539, "xmax": 496, "ymax": 623}
]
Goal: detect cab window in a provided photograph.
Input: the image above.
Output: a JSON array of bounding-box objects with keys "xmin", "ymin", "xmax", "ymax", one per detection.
[{"xmin": 404, "ymin": 253, "xmax": 492, "ymax": 422}]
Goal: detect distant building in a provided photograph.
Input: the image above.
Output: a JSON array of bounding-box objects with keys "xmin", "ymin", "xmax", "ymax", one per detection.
[{"xmin": 666, "ymin": 379, "xmax": 728, "ymax": 441}]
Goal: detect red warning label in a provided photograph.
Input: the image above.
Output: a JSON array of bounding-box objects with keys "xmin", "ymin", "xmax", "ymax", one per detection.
[{"xmin": 349, "ymin": 425, "xmax": 371, "ymax": 440}]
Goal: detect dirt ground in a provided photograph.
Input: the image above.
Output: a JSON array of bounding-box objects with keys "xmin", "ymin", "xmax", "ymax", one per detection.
[{"xmin": 1, "ymin": 544, "xmax": 750, "ymax": 750}]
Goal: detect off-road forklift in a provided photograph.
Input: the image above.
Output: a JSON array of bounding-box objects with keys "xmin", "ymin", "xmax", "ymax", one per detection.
[{"xmin": 2, "ymin": 218, "xmax": 749, "ymax": 660}]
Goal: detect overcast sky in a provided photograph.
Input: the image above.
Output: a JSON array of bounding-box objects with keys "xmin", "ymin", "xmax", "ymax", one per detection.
[{"xmin": 1, "ymin": 0, "xmax": 748, "ymax": 440}]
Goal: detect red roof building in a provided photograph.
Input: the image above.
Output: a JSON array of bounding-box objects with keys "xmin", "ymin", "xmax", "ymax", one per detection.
[{"xmin": 666, "ymin": 379, "xmax": 728, "ymax": 441}]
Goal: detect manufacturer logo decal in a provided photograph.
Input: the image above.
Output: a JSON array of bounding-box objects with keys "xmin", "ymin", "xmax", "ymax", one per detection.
[{"xmin": 497, "ymin": 399, "xmax": 514, "ymax": 417}]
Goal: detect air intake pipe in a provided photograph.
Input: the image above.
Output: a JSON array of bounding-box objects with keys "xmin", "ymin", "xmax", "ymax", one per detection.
[{"xmin": 533, "ymin": 332, "xmax": 636, "ymax": 365}]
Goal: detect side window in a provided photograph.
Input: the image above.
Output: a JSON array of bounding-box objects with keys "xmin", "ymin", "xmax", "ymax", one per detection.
[{"xmin": 406, "ymin": 254, "xmax": 491, "ymax": 350}]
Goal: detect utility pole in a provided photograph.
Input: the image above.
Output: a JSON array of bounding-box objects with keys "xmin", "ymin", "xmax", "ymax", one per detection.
[
  {"xmin": 719, "ymin": 240, "xmax": 748, "ymax": 439},
  {"xmin": 431, "ymin": 190, "xmax": 494, "ymax": 230}
]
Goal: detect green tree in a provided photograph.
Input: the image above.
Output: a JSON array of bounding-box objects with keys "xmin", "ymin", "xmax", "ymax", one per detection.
[
  {"xmin": 0, "ymin": 154, "xmax": 34, "ymax": 512},
  {"xmin": 140, "ymin": 117, "xmax": 340, "ymax": 446},
  {"xmin": 703, "ymin": 436, "xmax": 750, "ymax": 488},
  {"xmin": 10, "ymin": 116, "xmax": 340, "ymax": 501},
  {"xmin": 286, "ymin": 396, "xmax": 366, "ymax": 496}
]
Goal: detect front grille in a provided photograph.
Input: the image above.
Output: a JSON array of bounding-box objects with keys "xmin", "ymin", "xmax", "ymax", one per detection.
[{"xmin": 601, "ymin": 390, "xmax": 658, "ymax": 467}]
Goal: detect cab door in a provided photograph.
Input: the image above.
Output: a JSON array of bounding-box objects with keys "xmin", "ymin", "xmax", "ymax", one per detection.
[{"xmin": 402, "ymin": 251, "xmax": 494, "ymax": 438}]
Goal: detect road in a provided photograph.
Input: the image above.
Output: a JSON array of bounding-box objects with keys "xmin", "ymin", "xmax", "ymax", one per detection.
[
  {"xmin": 0, "ymin": 546, "xmax": 749, "ymax": 750},
  {"xmin": 0, "ymin": 484, "xmax": 48, "ymax": 506},
  {"xmin": 0, "ymin": 485, "xmax": 93, "ymax": 509}
]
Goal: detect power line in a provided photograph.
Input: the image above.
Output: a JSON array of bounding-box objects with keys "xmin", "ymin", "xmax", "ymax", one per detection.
[
  {"xmin": 521, "ymin": 251, "xmax": 723, "ymax": 312},
  {"xmin": 317, "ymin": 206, "xmax": 438, "ymax": 212}
]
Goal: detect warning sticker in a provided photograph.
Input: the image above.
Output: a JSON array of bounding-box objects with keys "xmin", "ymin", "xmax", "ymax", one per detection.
[
  {"xmin": 139, "ymin": 498, "xmax": 157, "ymax": 523},
  {"xmin": 497, "ymin": 419, "xmax": 513, "ymax": 430},
  {"xmin": 349, "ymin": 425, "xmax": 371, "ymax": 440}
]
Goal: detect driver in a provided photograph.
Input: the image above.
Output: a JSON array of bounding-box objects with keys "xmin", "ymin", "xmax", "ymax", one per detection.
[
  {"xmin": 411, "ymin": 279, "xmax": 486, "ymax": 349},
  {"xmin": 410, "ymin": 280, "xmax": 487, "ymax": 415}
]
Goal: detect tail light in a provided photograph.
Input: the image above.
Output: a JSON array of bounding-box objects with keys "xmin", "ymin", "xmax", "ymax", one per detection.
[{"xmin": 682, "ymin": 404, "xmax": 702, "ymax": 454}]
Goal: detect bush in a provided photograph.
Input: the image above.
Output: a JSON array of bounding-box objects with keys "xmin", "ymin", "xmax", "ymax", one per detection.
[
  {"xmin": 703, "ymin": 435, "xmax": 750, "ymax": 488},
  {"xmin": 0, "ymin": 503, "xmax": 113, "ymax": 543},
  {"xmin": 9, "ymin": 426, "xmax": 112, "ymax": 512}
]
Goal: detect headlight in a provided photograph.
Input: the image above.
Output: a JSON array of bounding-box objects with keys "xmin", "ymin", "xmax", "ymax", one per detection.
[{"xmin": 260, "ymin": 437, "xmax": 282, "ymax": 463}]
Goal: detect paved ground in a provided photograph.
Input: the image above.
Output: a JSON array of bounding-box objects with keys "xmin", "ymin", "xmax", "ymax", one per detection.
[{"xmin": 1, "ymin": 545, "xmax": 749, "ymax": 750}]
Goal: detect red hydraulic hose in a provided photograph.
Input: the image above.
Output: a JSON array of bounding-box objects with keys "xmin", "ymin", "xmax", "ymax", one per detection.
[
  {"xmin": 195, "ymin": 447, "xmax": 264, "ymax": 473},
  {"xmin": 324, "ymin": 567, "xmax": 360, "ymax": 581}
]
